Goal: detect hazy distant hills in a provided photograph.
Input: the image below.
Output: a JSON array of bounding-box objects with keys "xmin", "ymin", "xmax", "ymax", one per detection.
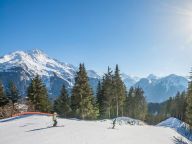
[{"xmin": 0, "ymin": 49, "xmax": 188, "ymax": 102}]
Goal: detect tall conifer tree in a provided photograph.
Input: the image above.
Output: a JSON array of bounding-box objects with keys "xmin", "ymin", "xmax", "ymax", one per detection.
[
  {"xmin": 0, "ymin": 82, "xmax": 9, "ymax": 108},
  {"xmin": 96, "ymin": 80, "xmax": 103, "ymax": 118},
  {"xmin": 113, "ymin": 64, "xmax": 126, "ymax": 117},
  {"xmin": 6, "ymin": 81, "xmax": 20, "ymax": 116},
  {"xmin": 186, "ymin": 69, "xmax": 192, "ymax": 127},
  {"xmin": 101, "ymin": 67, "xmax": 114, "ymax": 118},
  {"xmin": 54, "ymin": 85, "xmax": 71, "ymax": 117},
  {"xmin": 27, "ymin": 75, "xmax": 51, "ymax": 112},
  {"xmin": 71, "ymin": 64, "xmax": 99, "ymax": 119}
]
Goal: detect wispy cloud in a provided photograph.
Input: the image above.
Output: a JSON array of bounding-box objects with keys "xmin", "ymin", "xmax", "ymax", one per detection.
[
  {"xmin": 172, "ymin": 6, "xmax": 192, "ymax": 17},
  {"xmin": 162, "ymin": 0, "xmax": 192, "ymax": 17}
]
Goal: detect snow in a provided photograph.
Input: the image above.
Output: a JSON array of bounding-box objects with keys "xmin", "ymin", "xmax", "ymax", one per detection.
[
  {"xmin": 87, "ymin": 70, "xmax": 101, "ymax": 79},
  {"xmin": 121, "ymin": 73, "xmax": 140, "ymax": 82},
  {"xmin": 114, "ymin": 117, "xmax": 146, "ymax": 126},
  {"xmin": 0, "ymin": 115, "xmax": 191, "ymax": 144},
  {"xmin": 0, "ymin": 49, "xmax": 100, "ymax": 86},
  {"xmin": 157, "ymin": 117, "xmax": 192, "ymax": 141},
  {"xmin": 0, "ymin": 49, "xmax": 75, "ymax": 78}
]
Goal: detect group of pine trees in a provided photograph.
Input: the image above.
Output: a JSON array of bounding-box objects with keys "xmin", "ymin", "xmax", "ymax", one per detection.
[
  {"xmin": 54, "ymin": 64, "xmax": 99, "ymax": 119},
  {"xmin": 0, "ymin": 63, "xmax": 149, "ymax": 121},
  {"xmin": 0, "ymin": 75, "xmax": 52, "ymax": 118},
  {"xmin": 147, "ymin": 91, "xmax": 187, "ymax": 124},
  {"xmin": 125, "ymin": 87, "xmax": 147, "ymax": 121},
  {"xmin": 0, "ymin": 81, "xmax": 20, "ymax": 118},
  {"xmin": 96, "ymin": 65, "xmax": 147, "ymax": 120},
  {"xmin": 186, "ymin": 70, "xmax": 192, "ymax": 128},
  {"xmin": 54, "ymin": 64, "xmax": 148, "ymax": 120},
  {"xmin": 163, "ymin": 91, "xmax": 186, "ymax": 121},
  {"xmin": 27, "ymin": 75, "xmax": 51, "ymax": 112},
  {"xmin": 96, "ymin": 66, "xmax": 127, "ymax": 119}
]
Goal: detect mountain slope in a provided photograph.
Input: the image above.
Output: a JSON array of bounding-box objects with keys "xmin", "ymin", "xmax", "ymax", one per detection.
[
  {"xmin": 121, "ymin": 73, "xmax": 140, "ymax": 88},
  {"xmin": 0, "ymin": 49, "xmax": 100, "ymax": 97},
  {"xmin": 135, "ymin": 74, "xmax": 188, "ymax": 102}
]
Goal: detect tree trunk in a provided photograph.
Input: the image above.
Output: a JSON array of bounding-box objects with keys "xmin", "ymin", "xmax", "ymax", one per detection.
[
  {"xmin": 121, "ymin": 106, "xmax": 124, "ymax": 117},
  {"xmin": 11, "ymin": 102, "xmax": 14, "ymax": 117},
  {"xmin": 116, "ymin": 95, "xmax": 118, "ymax": 117},
  {"xmin": 108, "ymin": 106, "xmax": 111, "ymax": 119}
]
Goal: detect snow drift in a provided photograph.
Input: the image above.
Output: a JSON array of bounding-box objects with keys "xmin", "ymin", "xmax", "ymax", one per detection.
[
  {"xmin": 157, "ymin": 117, "xmax": 192, "ymax": 141},
  {"xmin": 112, "ymin": 117, "xmax": 146, "ymax": 126}
]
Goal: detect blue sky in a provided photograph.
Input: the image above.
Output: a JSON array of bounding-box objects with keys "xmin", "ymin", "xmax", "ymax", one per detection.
[{"xmin": 0, "ymin": 0, "xmax": 192, "ymax": 77}]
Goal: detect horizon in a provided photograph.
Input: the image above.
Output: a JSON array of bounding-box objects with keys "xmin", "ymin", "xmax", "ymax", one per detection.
[{"xmin": 1, "ymin": 0, "xmax": 192, "ymax": 77}]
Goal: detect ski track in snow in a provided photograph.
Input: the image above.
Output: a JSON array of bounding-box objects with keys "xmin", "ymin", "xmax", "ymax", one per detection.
[{"xmin": 0, "ymin": 115, "xmax": 191, "ymax": 144}]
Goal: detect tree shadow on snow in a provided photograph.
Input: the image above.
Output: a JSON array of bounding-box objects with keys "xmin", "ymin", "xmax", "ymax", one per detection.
[
  {"xmin": 107, "ymin": 127, "xmax": 118, "ymax": 130},
  {"xmin": 26, "ymin": 126, "xmax": 52, "ymax": 132},
  {"xmin": 27, "ymin": 125, "xmax": 64, "ymax": 132},
  {"xmin": 172, "ymin": 136, "xmax": 189, "ymax": 144}
]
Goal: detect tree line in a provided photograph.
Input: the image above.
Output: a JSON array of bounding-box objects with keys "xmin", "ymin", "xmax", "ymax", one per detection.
[
  {"xmin": 147, "ymin": 70, "xmax": 192, "ymax": 127},
  {"xmin": 147, "ymin": 91, "xmax": 187, "ymax": 124},
  {"xmin": 0, "ymin": 64, "xmax": 147, "ymax": 121},
  {"xmin": 1, "ymin": 64, "xmax": 192, "ymax": 127},
  {"xmin": 54, "ymin": 64, "xmax": 147, "ymax": 120}
]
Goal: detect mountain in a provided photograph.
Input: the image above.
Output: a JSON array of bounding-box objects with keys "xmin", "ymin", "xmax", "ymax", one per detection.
[
  {"xmin": 134, "ymin": 74, "xmax": 188, "ymax": 102},
  {"xmin": 0, "ymin": 49, "xmax": 100, "ymax": 98},
  {"xmin": 0, "ymin": 49, "xmax": 188, "ymax": 102},
  {"xmin": 121, "ymin": 73, "xmax": 140, "ymax": 88}
]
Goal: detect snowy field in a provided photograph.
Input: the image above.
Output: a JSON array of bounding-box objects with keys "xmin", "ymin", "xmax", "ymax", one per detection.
[{"xmin": 0, "ymin": 115, "xmax": 191, "ymax": 144}]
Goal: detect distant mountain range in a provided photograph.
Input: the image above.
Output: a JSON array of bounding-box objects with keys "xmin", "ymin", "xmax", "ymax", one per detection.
[
  {"xmin": 0, "ymin": 49, "xmax": 188, "ymax": 103},
  {"xmin": 122, "ymin": 74, "xmax": 188, "ymax": 102}
]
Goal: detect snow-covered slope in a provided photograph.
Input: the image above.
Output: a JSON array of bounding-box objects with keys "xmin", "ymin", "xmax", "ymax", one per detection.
[
  {"xmin": 0, "ymin": 115, "xmax": 190, "ymax": 144},
  {"xmin": 158, "ymin": 117, "xmax": 192, "ymax": 141}
]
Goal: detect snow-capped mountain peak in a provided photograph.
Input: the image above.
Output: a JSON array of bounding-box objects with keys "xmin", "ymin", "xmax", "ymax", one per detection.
[
  {"xmin": 0, "ymin": 49, "xmax": 76, "ymax": 79},
  {"xmin": 121, "ymin": 73, "xmax": 140, "ymax": 82},
  {"xmin": 0, "ymin": 49, "xmax": 101, "ymax": 97},
  {"xmin": 147, "ymin": 74, "xmax": 158, "ymax": 80},
  {"xmin": 27, "ymin": 48, "xmax": 45, "ymax": 55}
]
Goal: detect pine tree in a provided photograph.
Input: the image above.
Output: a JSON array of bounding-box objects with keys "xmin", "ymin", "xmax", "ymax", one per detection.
[
  {"xmin": 124, "ymin": 87, "xmax": 147, "ymax": 121},
  {"xmin": 113, "ymin": 65, "xmax": 126, "ymax": 117},
  {"xmin": 179, "ymin": 91, "xmax": 187, "ymax": 121},
  {"xmin": 71, "ymin": 64, "xmax": 99, "ymax": 119},
  {"xmin": 186, "ymin": 69, "xmax": 192, "ymax": 127},
  {"xmin": 27, "ymin": 75, "xmax": 51, "ymax": 112},
  {"xmin": 96, "ymin": 80, "xmax": 103, "ymax": 118},
  {"xmin": 54, "ymin": 85, "xmax": 71, "ymax": 117},
  {"xmin": 125, "ymin": 86, "xmax": 134, "ymax": 117},
  {"xmin": 6, "ymin": 81, "xmax": 20, "ymax": 116},
  {"xmin": 134, "ymin": 87, "xmax": 147, "ymax": 121},
  {"xmin": 101, "ymin": 67, "xmax": 114, "ymax": 118},
  {"xmin": 0, "ymin": 82, "xmax": 9, "ymax": 108}
]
